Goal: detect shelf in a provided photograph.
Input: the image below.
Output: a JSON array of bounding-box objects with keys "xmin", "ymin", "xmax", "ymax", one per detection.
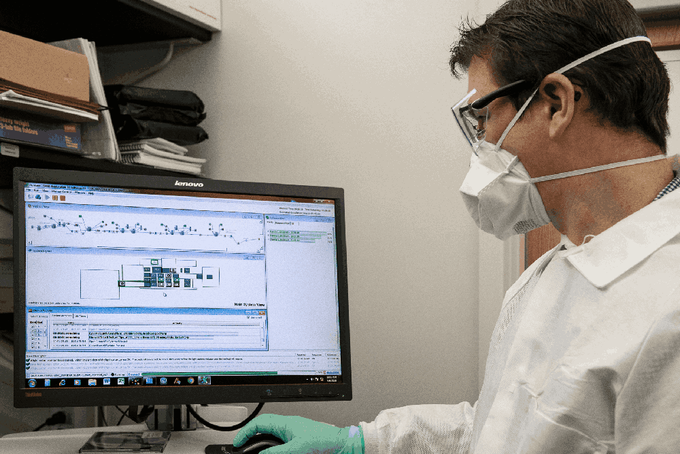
[
  {"xmin": 0, "ymin": 1, "xmax": 214, "ymax": 331},
  {"xmin": 0, "ymin": 143, "xmax": 187, "ymax": 189},
  {"xmin": 0, "ymin": 0, "xmax": 215, "ymax": 186},
  {"xmin": 0, "ymin": 0, "xmax": 213, "ymax": 47}
]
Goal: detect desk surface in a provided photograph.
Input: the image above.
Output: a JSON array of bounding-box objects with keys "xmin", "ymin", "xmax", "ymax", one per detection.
[{"xmin": 0, "ymin": 424, "xmax": 236, "ymax": 454}]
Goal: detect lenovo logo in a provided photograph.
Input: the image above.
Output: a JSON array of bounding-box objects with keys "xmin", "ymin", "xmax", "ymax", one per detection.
[
  {"xmin": 25, "ymin": 391, "xmax": 42, "ymax": 398},
  {"xmin": 174, "ymin": 180, "xmax": 204, "ymax": 188}
]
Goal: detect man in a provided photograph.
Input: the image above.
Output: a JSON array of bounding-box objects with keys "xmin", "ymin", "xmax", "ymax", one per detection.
[{"xmin": 234, "ymin": 0, "xmax": 680, "ymax": 452}]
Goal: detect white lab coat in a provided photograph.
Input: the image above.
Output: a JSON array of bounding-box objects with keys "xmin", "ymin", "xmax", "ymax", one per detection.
[{"xmin": 361, "ymin": 187, "xmax": 680, "ymax": 453}]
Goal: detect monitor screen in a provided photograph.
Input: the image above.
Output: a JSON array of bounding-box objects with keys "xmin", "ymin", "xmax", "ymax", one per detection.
[{"xmin": 13, "ymin": 167, "xmax": 351, "ymax": 408}]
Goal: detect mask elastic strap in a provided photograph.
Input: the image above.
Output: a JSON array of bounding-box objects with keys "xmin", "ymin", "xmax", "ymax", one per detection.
[
  {"xmin": 529, "ymin": 154, "xmax": 667, "ymax": 184},
  {"xmin": 555, "ymin": 36, "xmax": 652, "ymax": 75},
  {"xmin": 494, "ymin": 35, "xmax": 652, "ymax": 152},
  {"xmin": 494, "ymin": 87, "xmax": 538, "ymax": 151}
]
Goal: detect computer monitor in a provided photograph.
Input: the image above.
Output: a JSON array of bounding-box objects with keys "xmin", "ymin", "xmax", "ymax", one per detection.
[{"xmin": 13, "ymin": 167, "xmax": 351, "ymax": 409}]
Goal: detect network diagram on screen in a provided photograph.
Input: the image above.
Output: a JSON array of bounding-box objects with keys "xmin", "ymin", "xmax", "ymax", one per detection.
[{"xmin": 22, "ymin": 182, "xmax": 342, "ymax": 390}]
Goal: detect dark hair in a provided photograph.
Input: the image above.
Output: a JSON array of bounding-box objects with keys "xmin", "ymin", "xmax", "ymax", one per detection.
[{"xmin": 450, "ymin": 0, "xmax": 670, "ymax": 152}]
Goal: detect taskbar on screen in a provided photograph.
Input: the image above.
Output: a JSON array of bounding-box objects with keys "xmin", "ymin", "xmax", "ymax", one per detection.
[{"xmin": 25, "ymin": 374, "xmax": 341, "ymax": 389}]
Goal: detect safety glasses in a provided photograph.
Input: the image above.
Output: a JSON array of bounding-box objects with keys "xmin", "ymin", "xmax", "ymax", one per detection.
[{"xmin": 452, "ymin": 80, "xmax": 531, "ymax": 152}]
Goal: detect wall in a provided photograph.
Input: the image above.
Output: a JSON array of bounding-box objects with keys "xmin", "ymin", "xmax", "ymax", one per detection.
[
  {"xmin": 143, "ymin": 0, "xmax": 481, "ymax": 427},
  {"xmin": 629, "ymin": 0, "xmax": 680, "ymax": 11}
]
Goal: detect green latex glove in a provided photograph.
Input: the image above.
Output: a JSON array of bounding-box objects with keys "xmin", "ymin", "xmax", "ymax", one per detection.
[{"xmin": 233, "ymin": 414, "xmax": 364, "ymax": 454}]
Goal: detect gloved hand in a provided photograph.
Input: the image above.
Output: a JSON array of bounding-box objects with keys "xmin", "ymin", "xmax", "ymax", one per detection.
[{"xmin": 233, "ymin": 414, "xmax": 364, "ymax": 454}]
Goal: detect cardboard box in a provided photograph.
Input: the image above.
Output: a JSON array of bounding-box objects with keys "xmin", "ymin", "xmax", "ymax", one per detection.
[{"xmin": 0, "ymin": 30, "xmax": 90, "ymax": 102}]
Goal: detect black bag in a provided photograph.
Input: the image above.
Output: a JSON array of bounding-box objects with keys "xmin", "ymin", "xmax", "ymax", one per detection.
[
  {"xmin": 115, "ymin": 118, "xmax": 208, "ymax": 146},
  {"xmin": 118, "ymin": 103, "xmax": 206, "ymax": 126},
  {"xmin": 105, "ymin": 85, "xmax": 205, "ymax": 113}
]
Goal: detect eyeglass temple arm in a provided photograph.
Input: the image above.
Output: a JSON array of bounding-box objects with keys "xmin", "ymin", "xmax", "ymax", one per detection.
[{"xmin": 470, "ymin": 79, "xmax": 531, "ymax": 110}]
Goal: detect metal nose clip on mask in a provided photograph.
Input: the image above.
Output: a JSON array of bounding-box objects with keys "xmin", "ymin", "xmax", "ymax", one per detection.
[{"xmin": 458, "ymin": 36, "xmax": 658, "ymax": 240}]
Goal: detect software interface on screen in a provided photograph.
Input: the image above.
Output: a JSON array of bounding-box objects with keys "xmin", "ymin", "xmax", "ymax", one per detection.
[{"xmin": 22, "ymin": 182, "xmax": 342, "ymax": 390}]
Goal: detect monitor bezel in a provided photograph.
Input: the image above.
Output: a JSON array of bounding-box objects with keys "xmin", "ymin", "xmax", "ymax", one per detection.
[{"xmin": 13, "ymin": 167, "xmax": 352, "ymax": 408}]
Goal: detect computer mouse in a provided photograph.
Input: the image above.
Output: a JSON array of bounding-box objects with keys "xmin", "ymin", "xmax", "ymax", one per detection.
[{"xmin": 205, "ymin": 433, "xmax": 285, "ymax": 454}]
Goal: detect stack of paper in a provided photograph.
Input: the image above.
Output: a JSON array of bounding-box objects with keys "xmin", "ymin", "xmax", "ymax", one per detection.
[
  {"xmin": 0, "ymin": 90, "xmax": 98, "ymax": 123},
  {"xmin": 50, "ymin": 38, "xmax": 120, "ymax": 161},
  {"xmin": 119, "ymin": 138, "xmax": 206, "ymax": 175}
]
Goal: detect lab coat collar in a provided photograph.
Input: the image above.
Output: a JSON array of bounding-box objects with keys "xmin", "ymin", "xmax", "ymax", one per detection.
[{"xmin": 559, "ymin": 188, "xmax": 680, "ymax": 289}]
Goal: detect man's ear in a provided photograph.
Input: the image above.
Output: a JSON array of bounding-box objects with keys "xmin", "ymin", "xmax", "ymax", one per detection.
[{"xmin": 539, "ymin": 73, "xmax": 576, "ymax": 139}]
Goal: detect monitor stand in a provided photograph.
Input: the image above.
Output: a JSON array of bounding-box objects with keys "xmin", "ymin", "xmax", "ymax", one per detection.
[
  {"xmin": 149, "ymin": 405, "xmax": 197, "ymax": 432},
  {"xmin": 147, "ymin": 405, "xmax": 248, "ymax": 432}
]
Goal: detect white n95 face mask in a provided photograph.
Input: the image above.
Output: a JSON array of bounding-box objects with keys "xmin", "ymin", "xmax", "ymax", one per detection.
[
  {"xmin": 459, "ymin": 36, "xmax": 658, "ymax": 240},
  {"xmin": 460, "ymin": 141, "xmax": 550, "ymax": 240}
]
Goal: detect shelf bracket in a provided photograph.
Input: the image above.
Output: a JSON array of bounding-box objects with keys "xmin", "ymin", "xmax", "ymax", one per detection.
[
  {"xmin": 97, "ymin": 39, "xmax": 202, "ymax": 85},
  {"xmin": 126, "ymin": 41, "xmax": 175, "ymax": 85}
]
